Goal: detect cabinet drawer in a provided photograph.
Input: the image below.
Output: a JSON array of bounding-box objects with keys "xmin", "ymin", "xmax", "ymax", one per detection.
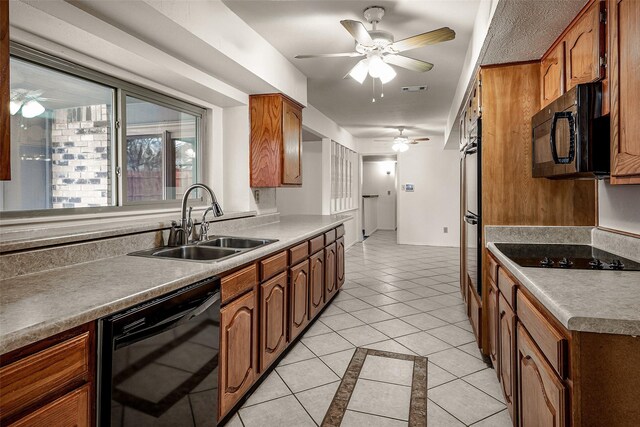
[
  {"xmin": 488, "ymin": 255, "xmax": 498, "ymax": 284},
  {"xmin": 8, "ymin": 385, "xmax": 90, "ymax": 427},
  {"xmin": 221, "ymin": 264, "xmax": 257, "ymax": 303},
  {"xmin": 324, "ymin": 229, "xmax": 336, "ymax": 245},
  {"xmin": 289, "ymin": 241, "xmax": 309, "ymax": 266},
  {"xmin": 309, "ymin": 235, "xmax": 324, "ymax": 254},
  {"xmin": 517, "ymin": 292, "xmax": 568, "ymax": 378},
  {"xmin": 260, "ymin": 251, "xmax": 288, "ymax": 281},
  {"xmin": 497, "ymin": 268, "xmax": 517, "ymax": 308},
  {"xmin": 336, "ymin": 224, "xmax": 345, "ymax": 238},
  {"xmin": 0, "ymin": 332, "xmax": 90, "ymax": 421}
]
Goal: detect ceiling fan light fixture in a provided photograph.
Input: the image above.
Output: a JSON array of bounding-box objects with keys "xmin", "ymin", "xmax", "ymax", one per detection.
[
  {"xmin": 349, "ymin": 58, "xmax": 369, "ymax": 84},
  {"xmin": 10, "ymin": 100, "xmax": 22, "ymax": 115},
  {"xmin": 21, "ymin": 99, "xmax": 45, "ymax": 118},
  {"xmin": 392, "ymin": 141, "xmax": 409, "ymax": 152},
  {"xmin": 378, "ymin": 61, "xmax": 396, "ymax": 84}
]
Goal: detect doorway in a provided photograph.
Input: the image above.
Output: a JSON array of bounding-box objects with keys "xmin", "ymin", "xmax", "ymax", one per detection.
[{"xmin": 361, "ymin": 155, "xmax": 397, "ymax": 238}]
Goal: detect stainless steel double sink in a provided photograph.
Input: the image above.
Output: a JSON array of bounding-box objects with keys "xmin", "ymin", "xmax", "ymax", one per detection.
[{"xmin": 129, "ymin": 236, "xmax": 278, "ymax": 262}]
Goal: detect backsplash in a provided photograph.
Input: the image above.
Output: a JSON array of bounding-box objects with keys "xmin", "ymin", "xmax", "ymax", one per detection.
[
  {"xmin": 251, "ymin": 188, "xmax": 278, "ymax": 215},
  {"xmin": 0, "ymin": 213, "xmax": 279, "ymax": 280}
]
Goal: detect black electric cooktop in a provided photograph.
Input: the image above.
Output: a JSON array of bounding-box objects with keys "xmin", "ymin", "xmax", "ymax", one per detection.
[{"xmin": 494, "ymin": 243, "xmax": 640, "ymax": 271}]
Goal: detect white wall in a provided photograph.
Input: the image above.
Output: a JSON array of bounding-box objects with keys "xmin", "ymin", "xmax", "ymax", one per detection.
[
  {"xmin": 362, "ymin": 161, "xmax": 397, "ymax": 230},
  {"xmin": 277, "ymin": 141, "xmax": 323, "ymax": 215},
  {"xmin": 598, "ymin": 181, "xmax": 640, "ymax": 235},
  {"xmin": 397, "ymin": 145, "xmax": 460, "ymax": 246}
]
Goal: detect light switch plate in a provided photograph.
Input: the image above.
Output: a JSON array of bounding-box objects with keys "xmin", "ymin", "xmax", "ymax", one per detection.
[{"xmin": 404, "ymin": 183, "xmax": 415, "ymax": 192}]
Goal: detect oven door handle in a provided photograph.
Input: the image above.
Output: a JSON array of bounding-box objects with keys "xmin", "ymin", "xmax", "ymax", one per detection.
[
  {"xmin": 464, "ymin": 213, "xmax": 478, "ymax": 225},
  {"xmin": 550, "ymin": 111, "xmax": 576, "ymax": 164},
  {"xmin": 114, "ymin": 290, "xmax": 220, "ymax": 349}
]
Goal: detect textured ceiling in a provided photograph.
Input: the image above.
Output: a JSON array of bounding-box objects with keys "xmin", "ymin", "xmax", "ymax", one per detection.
[
  {"xmin": 480, "ymin": 0, "xmax": 587, "ymax": 65},
  {"xmin": 224, "ymin": 0, "xmax": 481, "ymax": 140}
]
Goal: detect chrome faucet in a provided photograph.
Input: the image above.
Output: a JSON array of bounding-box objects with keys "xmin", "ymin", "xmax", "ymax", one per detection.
[{"xmin": 168, "ymin": 183, "xmax": 223, "ymax": 246}]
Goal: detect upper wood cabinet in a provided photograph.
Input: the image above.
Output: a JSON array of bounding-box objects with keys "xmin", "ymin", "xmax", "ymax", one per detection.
[
  {"xmin": 541, "ymin": 42, "xmax": 566, "ymax": 107},
  {"xmin": 250, "ymin": 93, "xmax": 304, "ymax": 187},
  {"xmin": 1, "ymin": 0, "xmax": 10, "ymax": 181},
  {"xmin": 220, "ymin": 290, "xmax": 258, "ymax": 419},
  {"xmin": 609, "ymin": 0, "xmax": 640, "ymax": 184},
  {"xmin": 564, "ymin": 1, "xmax": 606, "ymax": 91}
]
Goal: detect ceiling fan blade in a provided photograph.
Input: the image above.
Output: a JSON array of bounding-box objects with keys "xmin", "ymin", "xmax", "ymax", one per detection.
[
  {"xmin": 412, "ymin": 137, "xmax": 431, "ymax": 142},
  {"xmin": 389, "ymin": 27, "xmax": 456, "ymax": 53},
  {"xmin": 341, "ymin": 20, "xmax": 374, "ymax": 46},
  {"xmin": 384, "ymin": 55, "xmax": 434, "ymax": 72},
  {"xmin": 295, "ymin": 53, "xmax": 363, "ymax": 59}
]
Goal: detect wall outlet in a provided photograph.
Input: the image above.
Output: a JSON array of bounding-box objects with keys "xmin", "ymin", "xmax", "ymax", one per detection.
[
  {"xmin": 443, "ymin": 227, "xmax": 448, "ymax": 233},
  {"xmin": 387, "ymin": 190, "xmax": 391, "ymax": 195},
  {"xmin": 254, "ymin": 189, "xmax": 260, "ymax": 203}
]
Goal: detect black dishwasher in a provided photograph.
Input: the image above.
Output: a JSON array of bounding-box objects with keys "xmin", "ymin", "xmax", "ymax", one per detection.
[{"xmin": 98, "ymin": 276, "xmax": 221, "ymax": 426}]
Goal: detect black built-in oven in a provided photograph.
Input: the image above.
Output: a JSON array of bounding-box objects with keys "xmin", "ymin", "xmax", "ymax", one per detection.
[
  {"xmin": 463, "ymin": 119, "xmax": 482, "ymax": 296},
  {"xmin": 532, "ymin": 82, "xmax": 609, "ymax": 178},
  {"xmin": 98, "ymin": 277, "xmax": 221, "ymax": 426}
]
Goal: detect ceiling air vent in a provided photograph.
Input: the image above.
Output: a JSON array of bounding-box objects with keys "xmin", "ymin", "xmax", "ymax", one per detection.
[{"xmin": 401, "ymin": 85, "xmax": 428, "ymax": 92}]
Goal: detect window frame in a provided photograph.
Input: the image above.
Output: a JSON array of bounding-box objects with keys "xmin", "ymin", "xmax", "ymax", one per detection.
[{"xmin": 3, "ymin": 43, "xmax": 207, "ymax": 218}]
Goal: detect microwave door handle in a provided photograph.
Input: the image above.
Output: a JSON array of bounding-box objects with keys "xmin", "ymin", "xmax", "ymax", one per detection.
[{"xmin": 550, "ymin": 111, "xmax": 576, "ymax": 164}]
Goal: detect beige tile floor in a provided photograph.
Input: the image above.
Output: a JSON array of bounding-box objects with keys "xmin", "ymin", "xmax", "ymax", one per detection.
[{"xmin": 224, "ymin": 231, "xmax": 511, "ymax": 427}]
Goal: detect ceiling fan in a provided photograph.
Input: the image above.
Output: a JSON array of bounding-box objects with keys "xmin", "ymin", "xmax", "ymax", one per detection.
[
  {"xmin": 10, "ymin": 89, "xmax": 49, "ymax": 118},
  {"xmin": 374, "ymin": 128, "xmax": 430, "ymax": 152},
  {"xmin": 295, "ymin": 6, "xmax": 455, "ymax": 84}
]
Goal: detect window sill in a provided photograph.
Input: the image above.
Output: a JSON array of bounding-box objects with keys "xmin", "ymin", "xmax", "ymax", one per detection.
[{"xmin": 0, "ymin": 209, "xmax": 257, "ymax": 253}]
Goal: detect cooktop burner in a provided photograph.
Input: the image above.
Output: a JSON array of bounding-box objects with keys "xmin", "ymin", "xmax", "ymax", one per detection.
[{"xmin": 494, "ymin": 244, "xmax": 640, "ymax": 271}]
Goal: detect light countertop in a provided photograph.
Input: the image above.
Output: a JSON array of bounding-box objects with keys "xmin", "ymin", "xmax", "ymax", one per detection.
[
  {"xmin": 0, "ymin": 215, "xmax": 350, "ymax": 354},
  {"xmin": 486, "ymin": 226, "xmax": 640, "ymax": 336}
]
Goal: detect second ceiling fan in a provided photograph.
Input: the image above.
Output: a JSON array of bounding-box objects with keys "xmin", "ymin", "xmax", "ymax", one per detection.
[{"xmin": 295, "ymin": 6, "xmax": 456, "ymax": 84}]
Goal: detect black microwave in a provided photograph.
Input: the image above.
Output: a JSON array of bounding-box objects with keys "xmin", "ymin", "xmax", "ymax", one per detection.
[{"xmin": 531, "ymin": 82, "xmax": 609, "ymax": 179}]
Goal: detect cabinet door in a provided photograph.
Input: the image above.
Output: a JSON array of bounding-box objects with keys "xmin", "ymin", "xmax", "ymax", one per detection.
[
  {"xmin": 487, "ymin": 281, "xmax": 499, "ymax": 371},
  {"xmin": 498, "ymin": 294, "xmax": 517, "ymax": 421},
  {"xmin": 541, "ymin": 42, "xmax": 566, "ymax": 107},
  {"xmin": 260, "ymin": 271, "xmax": 288, "ymax": 371},
  {"xmin": 220, "ymin": 290, "xmax": 258, "ymax": 419},
  {"xmin": 282, "ymin": 100, "xmax": 302, "ymax": 185},
  {"xmin": 336, "ymin": 236, "xmax": 345, "ymax": 289},
  {"xmin": 517, "ymin": 323, "xmax": 568, "ymax": 427},
  {"xmin": 324, "ymin": 243, "xmax": 337, "ymax": 302},
  {"xmin": 8, "ymin": 385, "xmax": 90, "ymax": 427},
  {"xmin": 309, "ymin": 251, "xmax": 325, "ymax": 318},
  {"xmin": 289, "ymin": 260, "xmax": 310, "ymax": 341},
  {"xmin": 610, "ymin": 0, "xmax": 640, "ymax": 183},
  {"xmin": 565, "ymin": 1, "xmax": 605, "ymax": 90},
  {"xmin": 0, "ymin": 0, "xmax": 9, "ymax": 181}
]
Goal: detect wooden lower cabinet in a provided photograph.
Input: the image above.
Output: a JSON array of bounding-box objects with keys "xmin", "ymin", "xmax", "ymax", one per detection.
[
  {"xmin": 517, "ymin": 323, "xmax": 567, "ymax": 427},
  {"xmin": 309, "ymin": 250, "xmax": 325, "ymax": 318},
  {"xmin": 260, "ymin": 272, "xmax": 288, "ymax": 371},
  {"xmin": 498, "ymin": 293, "xmax": 517, "ymax": 422},
  {"xmin": 324, "ymin": 243, "xmax": 337, "ymax": 301},
  {"xmin": 468, "ymin": 283, "xmax": 482, "ymax": 346},
  {"xmin": 336, "ymin": 236, "xmax": 345, "ymax": 289},
  {"xmin": 8, "ymin": 385, "xmax": 90, "ymax": 427},
  {"xmin": 487, "ymin": 280, "xmax": 499, "ymax": 370},
  {"xmin": 220, "ymin": 290, "xmax": 258, "ymax": 419},
  {"xmin": 289, "ymin": 260, "xmax": 310, "ymax": 341}
]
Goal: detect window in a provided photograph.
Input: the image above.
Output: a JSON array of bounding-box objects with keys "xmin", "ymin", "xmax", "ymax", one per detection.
[
  {"xmin": 331, "ymin": 141, "xmax": 357, "ymax": 213},
  {"xmin": 1, "ymin": 45, "xmax": 205, "ymax": 214}
]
